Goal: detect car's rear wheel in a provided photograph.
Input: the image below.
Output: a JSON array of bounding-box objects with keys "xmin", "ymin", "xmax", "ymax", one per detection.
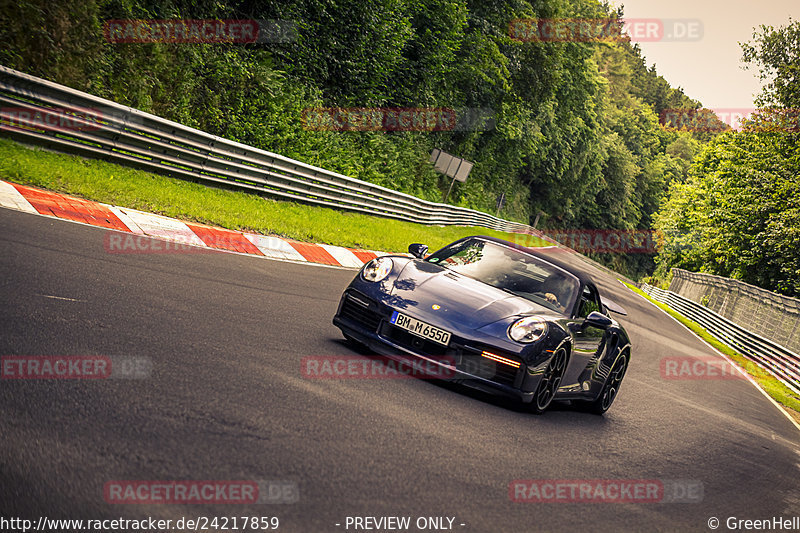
[
  {"xmin": 580, "ymin": 353, "xmax": 628, "ymax": 415},
  {"xmin": 529, "ymin": 347, "xmax": 568, "ymax": 414}
]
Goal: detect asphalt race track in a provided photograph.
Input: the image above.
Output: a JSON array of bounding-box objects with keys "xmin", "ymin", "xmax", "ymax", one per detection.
[{"xmin": 1, "ymin": 207, "xmax": 799, "ymax": 532}]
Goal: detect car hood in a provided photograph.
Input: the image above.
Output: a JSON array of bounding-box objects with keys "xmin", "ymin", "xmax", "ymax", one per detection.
[{"xmin": 389, "ymin": 259, "xmax": 557, "ymax": 330}]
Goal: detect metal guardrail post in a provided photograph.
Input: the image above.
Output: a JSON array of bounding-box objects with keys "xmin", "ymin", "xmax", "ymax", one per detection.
[
  {"xmin": 669, "ymin": 268, "xmax": 800, "ymax": 356},
  {"xmin": 641, "ymin": 282, "xmax": 800, "ymax": 396},
  {"xmin": 0, "ymin": 65, "xmax": 540, "ymax": 234}
]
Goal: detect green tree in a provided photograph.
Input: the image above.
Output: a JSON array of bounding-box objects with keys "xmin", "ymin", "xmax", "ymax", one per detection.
[
  {"xmin": 654, "ymin": 17, "xmax": 800, "ymax": 295},
  {"xmin": 741, "ymin": 18, "xmax": 800, "ymax": 109}
]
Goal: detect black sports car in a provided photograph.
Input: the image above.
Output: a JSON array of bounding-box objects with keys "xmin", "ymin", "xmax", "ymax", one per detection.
[{"xmin": 333, "ymin": 236, "xmax": 631, "ymax": 414}]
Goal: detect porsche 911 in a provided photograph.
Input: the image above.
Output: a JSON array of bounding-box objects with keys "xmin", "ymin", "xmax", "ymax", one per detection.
[{"xmin": 333, "ymin": 236, "xmax": 631, "ymax": 414}]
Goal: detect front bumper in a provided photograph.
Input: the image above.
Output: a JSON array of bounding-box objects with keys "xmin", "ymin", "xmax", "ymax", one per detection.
[{"xmin": 333, "ymin": 289, "xmax": 545, "ymax": 403}]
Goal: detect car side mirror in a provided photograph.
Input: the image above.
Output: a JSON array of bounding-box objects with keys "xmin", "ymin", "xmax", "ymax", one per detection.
[
  {"xmin": 583, "ymin": 311, "xmax": 612, "ymax": 330},
  {"xmin": 408, "ymin": 243, "xmax": 428, "ymax": 259}
]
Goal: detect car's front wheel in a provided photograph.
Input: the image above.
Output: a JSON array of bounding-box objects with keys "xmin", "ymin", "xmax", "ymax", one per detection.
[{"xmin": 529, "ymin": 347, "xmax": 568, "ymax": 414}]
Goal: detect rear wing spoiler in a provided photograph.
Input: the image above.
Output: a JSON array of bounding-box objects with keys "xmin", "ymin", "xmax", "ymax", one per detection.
[{"xmin": 602, "ymin": 298, "xmax": 627, "ymax": 316}]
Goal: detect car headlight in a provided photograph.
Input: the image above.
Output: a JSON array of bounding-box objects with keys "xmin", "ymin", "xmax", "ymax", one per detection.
[
  {"xmin": 361, "ymin": 257, "xmax": 393, "ymax": 282},
  {"xmin": 508, "ymin": 316, "xmax": 547, "ymax": 343}
]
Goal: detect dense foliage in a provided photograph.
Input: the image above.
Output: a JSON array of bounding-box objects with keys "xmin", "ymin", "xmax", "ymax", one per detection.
[
  {"xmin": 654, "ymin": 19, "xmax": 800, "ymax": 296},
  {"xmin": 1, "ymin": 0, "xmax": 716, "ymax": 278}
]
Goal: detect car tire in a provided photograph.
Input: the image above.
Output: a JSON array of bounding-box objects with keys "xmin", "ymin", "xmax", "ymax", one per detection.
[
  {"xmin": 529, "ymin": 347, "xmax": 569, "ymax": 414},
  {"xmin": 579, "ymin": 353, "xmax": 628, "ymax": 415}
]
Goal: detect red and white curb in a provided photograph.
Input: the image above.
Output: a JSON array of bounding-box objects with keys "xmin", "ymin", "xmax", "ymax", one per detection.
[{"xmin": 0, "ymin": 180, "xmax": 390, "ymax": 269}]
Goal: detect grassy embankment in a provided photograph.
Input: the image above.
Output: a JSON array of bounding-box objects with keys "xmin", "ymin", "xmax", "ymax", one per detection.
[{"xmin": 0, "ymin": 138, "xmax": 548, "ymax": 253}]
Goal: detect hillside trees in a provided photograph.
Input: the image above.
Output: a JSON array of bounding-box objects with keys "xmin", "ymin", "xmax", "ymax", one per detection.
[
  {"xmin": 653, "ymin": 19, "xmax": 800, "ymax": 296},
  {"xmin": 1, "ymin": 0, "xmax": 714, "ymax": 276}
]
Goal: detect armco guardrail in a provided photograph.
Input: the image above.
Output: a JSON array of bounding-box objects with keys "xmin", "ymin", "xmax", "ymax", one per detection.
[
  {"xmin": 0, "ymin": 65, "xmax": 535, "ymax": 234},
  {"xmin": 670, "ymin": 268, "xmax": 800, "ymax": 356},
  {"xmin": 641, "ymin": 283, "xmax": 800, "ymax": 396}
]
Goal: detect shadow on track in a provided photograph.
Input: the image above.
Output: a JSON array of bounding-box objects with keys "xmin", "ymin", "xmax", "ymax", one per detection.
[{"xmin": 331, "ymin": 338, "xmax": 614, "ymax": 426}]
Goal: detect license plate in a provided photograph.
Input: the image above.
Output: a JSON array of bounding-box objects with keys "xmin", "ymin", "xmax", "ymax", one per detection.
[{"xmin": 390, "ymin": 311, "xmax": 451, "ymax": 346}]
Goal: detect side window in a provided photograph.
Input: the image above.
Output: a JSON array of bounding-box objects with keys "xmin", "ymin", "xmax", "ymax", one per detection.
[{"xmin": 578, "ymin": 286, "xmax": 601, "ymax": 318}]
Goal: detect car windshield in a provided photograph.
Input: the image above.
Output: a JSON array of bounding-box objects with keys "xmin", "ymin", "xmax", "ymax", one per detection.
[{"xmin": 426, "ymin": 239, "xmax": 580, "ymax": 314}]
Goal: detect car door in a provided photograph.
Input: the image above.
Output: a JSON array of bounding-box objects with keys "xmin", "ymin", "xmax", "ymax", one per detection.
[{"xmin": 563, "ymin": 283, "xmax": 607, "ymax": 389}]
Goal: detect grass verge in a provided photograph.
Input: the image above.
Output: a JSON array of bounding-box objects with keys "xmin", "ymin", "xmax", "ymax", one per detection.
[
  {"xmin": 622, "ymin": 281, "xmax": 800, "ymax": 425},
  {"xmin": 0, "ymin": 138, "xmax": 548, "ymax": 253}
]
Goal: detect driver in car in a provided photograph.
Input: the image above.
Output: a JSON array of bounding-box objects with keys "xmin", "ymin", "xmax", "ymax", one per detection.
[{"xmin": 541, "ymin": 274, "xmax": 572, "ymax": 313}]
